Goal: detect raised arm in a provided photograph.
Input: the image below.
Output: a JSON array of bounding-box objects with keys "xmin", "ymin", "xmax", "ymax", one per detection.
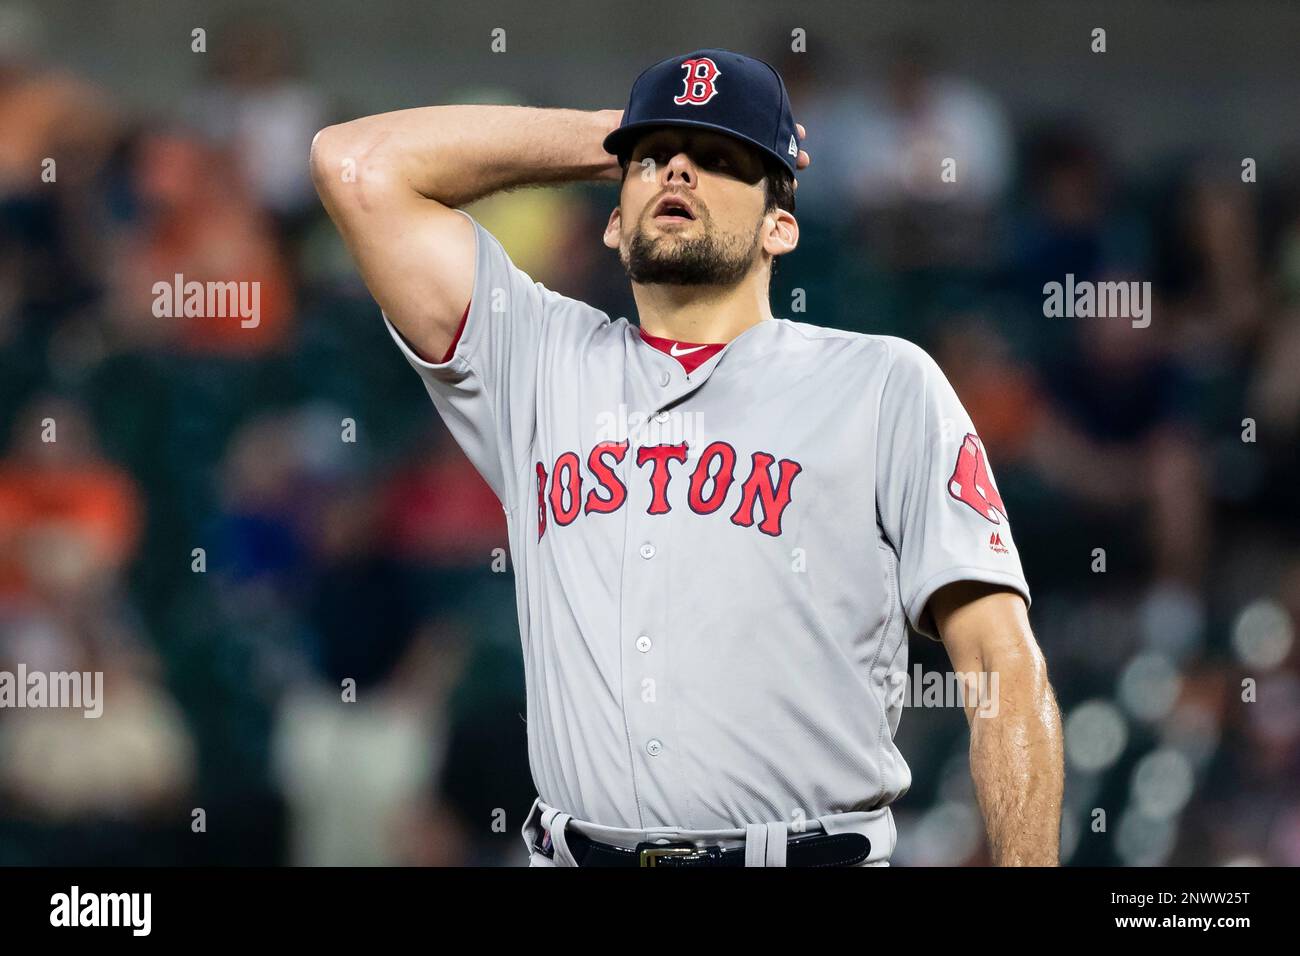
[
  {"xmin": 309, "ymin": 105, "xmax": 623, "ymax": 362},
  {"xmin": 930, "ymin": 581, "xmax": 1064, "ymax": 866}
]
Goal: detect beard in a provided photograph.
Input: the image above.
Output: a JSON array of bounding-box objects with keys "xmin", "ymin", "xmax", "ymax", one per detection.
[{"xmin": 621, "ymin": 214, "xmax": 762, "ymax": 286}]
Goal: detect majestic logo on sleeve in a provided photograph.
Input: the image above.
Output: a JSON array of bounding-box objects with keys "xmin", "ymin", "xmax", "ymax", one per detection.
[
  {"xmin": 947, "ymin": 434, "xmax": 1007, "ymax": 524},
  {"xmin": 674, "ymin": 57, "xmax": 722, "ymax": 105}
]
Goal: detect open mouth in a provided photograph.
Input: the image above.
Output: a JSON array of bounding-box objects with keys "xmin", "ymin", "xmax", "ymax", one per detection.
[{"xmin": 652, "ymin": 196, "xmax": 696, "ymax": 221}]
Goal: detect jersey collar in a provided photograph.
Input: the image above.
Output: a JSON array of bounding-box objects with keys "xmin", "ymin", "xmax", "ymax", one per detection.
[{"xmin": 637, "ymin": 328, "xmax": 727, "ymax": 374}]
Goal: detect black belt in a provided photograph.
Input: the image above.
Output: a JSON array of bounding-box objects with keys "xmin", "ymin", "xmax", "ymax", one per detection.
[{"xmin": 534, "ymin": 827, "xmax": 871, "ymax": 867}]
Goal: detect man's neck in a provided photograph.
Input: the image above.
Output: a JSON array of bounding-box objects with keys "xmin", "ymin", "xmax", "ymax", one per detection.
[{"xmin": 631, "ymin": 277, "xmax": 775, "ymax": 344}]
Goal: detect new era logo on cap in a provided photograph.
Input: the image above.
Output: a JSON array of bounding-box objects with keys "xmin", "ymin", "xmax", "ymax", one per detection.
[{"xmin": 788, "ymin": 134, "xmax": 798, "ymax": 157}]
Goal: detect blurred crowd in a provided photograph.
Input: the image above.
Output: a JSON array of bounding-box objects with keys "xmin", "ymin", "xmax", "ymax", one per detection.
[{"xmin": 0, "ymin": 8, "xmax": 1296, "ymax": 866}]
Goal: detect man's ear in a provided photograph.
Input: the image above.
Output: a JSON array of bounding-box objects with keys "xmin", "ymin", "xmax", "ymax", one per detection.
[
  {"xmin": 761, "ymin": 208, "xmax": 798, "ymax": 259},
  {"xmin": 603, "ymin": 206, "xmax": 623, "ymax": 251}
]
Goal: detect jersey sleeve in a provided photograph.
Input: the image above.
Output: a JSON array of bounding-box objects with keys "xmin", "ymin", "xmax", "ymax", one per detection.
[
  {"xmin": 380, "ymin": 209, "xmax": 560, "ymax": 507},
  {"xmin": 874, "ymin": 337, "xmax": 1031, "ymax": 640}
]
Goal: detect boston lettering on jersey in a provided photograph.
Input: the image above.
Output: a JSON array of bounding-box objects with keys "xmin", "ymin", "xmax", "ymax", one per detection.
[{"xmin": 534, "ymin": 440, "xmax": 803, "ymax": 540}]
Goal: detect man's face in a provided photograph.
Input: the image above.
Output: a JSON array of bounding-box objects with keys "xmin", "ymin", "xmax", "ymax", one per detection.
[{"xmin": 604, "ymin": 127, "xmax": 772, "ymax": 286}]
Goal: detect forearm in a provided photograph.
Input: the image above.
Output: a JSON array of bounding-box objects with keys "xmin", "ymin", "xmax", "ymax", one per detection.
[
  {"xmin": 968, "ymin": 647, "xmax": 1064, "ymax": 865},
  {"xmin": 312, "ymin": 104, "xmax": 622, "ymax": 208}
]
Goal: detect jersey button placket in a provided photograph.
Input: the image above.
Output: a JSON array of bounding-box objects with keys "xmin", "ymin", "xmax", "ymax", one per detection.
[
  {"xmin": 618, "ymin": 408, "xmax": 679, "ymax": 824},
  {"xmin": 633, "ymin": 541, "xmax": 662, "ymax": 773}
]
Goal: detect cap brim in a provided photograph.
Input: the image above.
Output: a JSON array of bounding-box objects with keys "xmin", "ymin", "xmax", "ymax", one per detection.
[{"xmin": 602, "ymin": 118, "xmax": 790, "ymax": 174}]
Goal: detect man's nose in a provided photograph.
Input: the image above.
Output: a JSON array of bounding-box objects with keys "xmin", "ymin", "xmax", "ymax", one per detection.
[{"xmin": 664, "ymin": 153, "xmax": 696, "ymax": 185}]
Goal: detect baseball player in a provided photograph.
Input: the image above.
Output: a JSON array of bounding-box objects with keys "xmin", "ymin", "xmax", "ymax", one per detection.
[{"xmin": 312, "ymin": 48, "xmax": 1064, "ymax": 866}]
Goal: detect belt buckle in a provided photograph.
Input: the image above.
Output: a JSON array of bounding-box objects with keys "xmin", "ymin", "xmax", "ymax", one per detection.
[{"xmin": 638, "ymin": 843, "xmax": 707, "ymax": 867}]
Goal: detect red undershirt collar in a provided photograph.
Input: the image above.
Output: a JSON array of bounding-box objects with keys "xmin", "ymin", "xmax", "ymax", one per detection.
[{"xmin": 637, "ymin": 328, "xmax": 727, "ymax": 374}]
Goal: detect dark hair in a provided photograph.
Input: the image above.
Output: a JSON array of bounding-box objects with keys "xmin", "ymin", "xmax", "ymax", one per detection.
[
  {"xmin": 763, "ymin": 161, "xmax": 797, "ymax": 216},
  {"xmin": 762, "ymin": 161, "xmax": 796, "ymax": 290}
]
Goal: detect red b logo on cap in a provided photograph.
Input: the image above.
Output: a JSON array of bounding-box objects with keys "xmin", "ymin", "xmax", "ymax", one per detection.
[{"xmin": 675, "ymin": 57, "xmax": 721, "ymax": 106}]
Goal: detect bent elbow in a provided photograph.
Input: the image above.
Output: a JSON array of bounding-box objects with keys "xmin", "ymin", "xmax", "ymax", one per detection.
[
  {"xmin": 309, "ymin": 124, "xmax": 349, "ymax": 193},
  {"xmin": 310, "ymin": 122, "xmax": 404, "ymax": 212}
]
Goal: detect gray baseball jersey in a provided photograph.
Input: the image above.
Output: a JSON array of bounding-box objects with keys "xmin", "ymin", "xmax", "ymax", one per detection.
[{"xmin": 383, "ymin": 208, "xmax": 1030, "ymax": 841}]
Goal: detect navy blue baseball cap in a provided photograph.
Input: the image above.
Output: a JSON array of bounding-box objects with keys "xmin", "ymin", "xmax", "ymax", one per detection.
[{"xmin": 603, "ymin": 48, "xmax": 800, "ymax": 176}]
